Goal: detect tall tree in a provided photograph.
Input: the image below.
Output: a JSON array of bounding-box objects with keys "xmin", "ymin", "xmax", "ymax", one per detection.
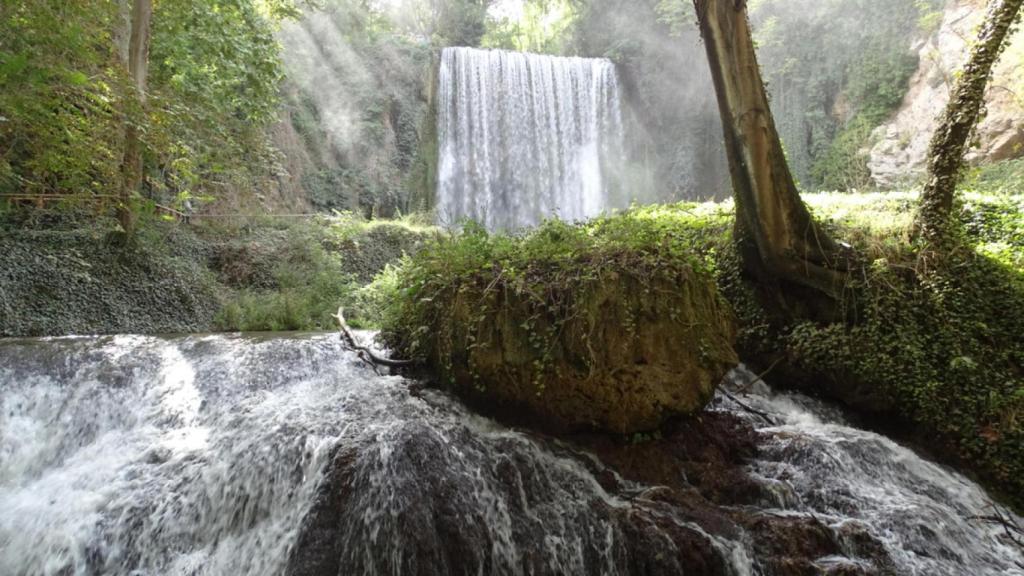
[
  {"xmin": 692, "ymin": 0, "xmax": 847, "ymax": 299},
  {"xmin": 916, "ymin": 0, "xmax": 1024, "ymax": 246},
  {"xmin": 119, "ymin": 0, "xmax": 153, "ymax": 234}
]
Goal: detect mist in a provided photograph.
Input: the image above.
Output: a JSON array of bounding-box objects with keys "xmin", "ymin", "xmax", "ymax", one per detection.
[{"xmin": 272, "ymin": 0, "xmax": 987, "ymax": 217}]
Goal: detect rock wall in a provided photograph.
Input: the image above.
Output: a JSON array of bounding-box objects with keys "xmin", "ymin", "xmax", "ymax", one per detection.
[
  {"xmin": 422, "ymin": 265, "xmax": 738, "ymax": 435},
  {"xmin": 869, "ymin": 0, "xmax": 1024, "ymax": 188},
  {"xmin": 273, "ymin": 11, "xmax": 435, "ymax": 217}
]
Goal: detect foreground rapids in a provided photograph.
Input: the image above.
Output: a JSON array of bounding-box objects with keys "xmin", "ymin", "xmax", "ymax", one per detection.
[{"xmin": 1, "ymin": 334, "xmax": 1022, "ymax": 575}]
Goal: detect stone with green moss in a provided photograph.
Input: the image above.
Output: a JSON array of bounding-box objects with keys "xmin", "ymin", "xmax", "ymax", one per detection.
[{"xmin": 382, "ymin": 217, "xmax": 739, "ymax": 434}]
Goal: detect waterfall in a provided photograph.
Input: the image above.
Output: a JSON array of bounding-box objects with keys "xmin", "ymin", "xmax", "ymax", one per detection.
[
  {"xmin": 436, "ymin": 47, "xmax": 624, "ymax": 231},
  {"xmin": 2, "ymin": 335, "xmax": 1023, "ymax": 575}
]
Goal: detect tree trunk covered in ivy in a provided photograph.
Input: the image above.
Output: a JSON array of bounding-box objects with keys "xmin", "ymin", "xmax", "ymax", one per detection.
[
  {"xmin": 693, "ymin": 0, "xmax": 847, "ymax": 299},
  {"xmin": 916, "ymin": 0, "xmax": 1023, "ymax": 246},
  {"xmin": 119, "ymin": 0, "xmax": 152, "ymax": 235}
]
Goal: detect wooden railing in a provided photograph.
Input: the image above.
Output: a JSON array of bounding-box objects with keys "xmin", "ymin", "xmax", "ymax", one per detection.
[{"xmin": 0, "ymin": 194, "xmax": 332, "ymax": 223}]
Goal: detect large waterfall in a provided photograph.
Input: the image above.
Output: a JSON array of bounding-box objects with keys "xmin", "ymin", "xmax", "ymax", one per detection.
[
  {"xmin": 436, "ymin": 47, "xmax": 624, "ymax": 231},
  {"xmin": 3, "ymin": 334, "xmax": 1024, "ymax": 575}
]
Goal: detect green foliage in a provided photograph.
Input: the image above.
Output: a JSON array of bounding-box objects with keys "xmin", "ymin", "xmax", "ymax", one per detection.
[
  {"xmin": 481, "ymin": 0, "xmax": 578, "ymax": 54},
  {"xmin": 379, "ymin": 203, "xmax": 733, "ymax": 364},
  {"xmin": 429, "ymin": 0, "xmax": 493, "ymax": 46},
  {"xmin": 961, "ymin": 193, "xmax": 1024, "ymax": 270},
  {"xmin": 964, "ymin": 158, "xmax": 1024, "ymax": 196},
  {"xmin": 279, "ymin": 3, "xmax": 435, "ymax": 216},
  {"xmin": 0, "ymin": 0, "xmax": 296, "ymax": 211},
  {"xmin": 367, "ymin": 0, "xmax": 493, "ymax": 47},
  {"xmin": 784, "ymin": 251, "xmax": 1024, "ymax": 508},
  {"xmin": 213, "ymin": 213, "xmax": 434, "ymax": 331},
  {"xmin": 0, "ymin": 0, "xmax": 124, "ymax": 196},
  {"xmin": 809, "ymin": 115, "xmax": 876, "ymax": 191},
  {"xmin": 146, "ymin": 0, "xmax": 295, "ymax": 207},
  {"xmin": 215, "ymin": 225, "xmax": 357, "ymax": 332},
  {"xmin": 153, "ymin": 0, "xmax": 284, "ymax": 125},
  {"xmin": 653, "ymin": 0, "xmax": 694, "ymax": 37},
  {"xmin": 750, "ymin": 193, "xmax": 1024, "ymax": 509}
]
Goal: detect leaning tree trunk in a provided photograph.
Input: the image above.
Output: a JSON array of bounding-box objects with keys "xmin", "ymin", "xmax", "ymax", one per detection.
[
  {"xmin": 916, "ymin": 0, "xmax": 1023, "ymax": 246},
  {"xmin": 693, "ymin": 0, "xmax": 847, "ymax": 299},
  {"xmin": 119, "ymin": 0, "xmax": 153, "ymax": 235}
]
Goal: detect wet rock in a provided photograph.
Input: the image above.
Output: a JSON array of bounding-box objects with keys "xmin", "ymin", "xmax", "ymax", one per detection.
[
  {"xmin": 285, "ymin": 416, "xmax": 737, "ymax": 576},
  {"xmin": 285, "ymin": 401, "xmax": 897, "ymax": 576}
]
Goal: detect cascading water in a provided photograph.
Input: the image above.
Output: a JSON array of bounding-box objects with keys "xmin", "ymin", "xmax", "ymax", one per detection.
[
  {"xmin": 436, "ymin": 47, "xmax": 624, "ymax": 231},
  {"xmin": 2, "ymin": 335, "xmax": 1023, "ymax": 575}
]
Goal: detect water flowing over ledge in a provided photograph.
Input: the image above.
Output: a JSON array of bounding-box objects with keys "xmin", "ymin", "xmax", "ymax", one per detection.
[
  {"xmin": 436, "ymin": 47, "xmax": 624, "ymax": 231},
  {"xmin": 1, "ymin": 334, "xmax": 1022, "ymax": 575}
]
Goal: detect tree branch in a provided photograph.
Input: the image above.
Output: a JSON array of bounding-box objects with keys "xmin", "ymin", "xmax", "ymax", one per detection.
[{"xmin": 334, "ymin": 307, "xmax": 416, "ymax": 369}]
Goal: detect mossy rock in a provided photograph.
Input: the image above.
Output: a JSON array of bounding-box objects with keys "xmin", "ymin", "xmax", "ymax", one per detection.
[{"xmin": 427, "ymin": 263, "xmax": 738, "ymax": 434}]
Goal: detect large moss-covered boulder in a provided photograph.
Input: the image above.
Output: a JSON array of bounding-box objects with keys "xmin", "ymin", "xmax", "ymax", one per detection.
[{"xmin": 383, "ymin": 217, "xmax": 739, "ymax": 434}]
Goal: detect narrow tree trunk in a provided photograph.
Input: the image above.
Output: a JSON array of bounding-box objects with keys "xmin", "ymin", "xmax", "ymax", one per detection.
[
  {"xmin": 693, "ymin": 0, "xmax": 846, "ymax": 299},
  {"xmin": 917, "ymin": 0, "xmax": 1023, "ymax": 246},
  {"xmin": 119, "ymin": 0, "xmax": 153, "ymax": 235}
]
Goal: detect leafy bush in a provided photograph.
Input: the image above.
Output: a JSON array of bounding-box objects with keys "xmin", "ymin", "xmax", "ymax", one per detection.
[
  {"xmin": 964, "ymin": 158, "xmax": 1024, "ymax": 196},
  {"xmin": 0, "ymin": 0, "xmax": 294, "ymax": 209},
  {"xmin": 0, "ymin": 1, "xmax": 124, "ymax": 196},
  {"xmin": 212, "ymin": 214, "xmax": 435, "ymax": 332}
]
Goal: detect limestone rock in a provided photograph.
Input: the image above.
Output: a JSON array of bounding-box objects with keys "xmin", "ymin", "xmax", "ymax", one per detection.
[
  {"xmin": 869, "ymin": 0, "xmax": 1024, "ymax": 188},
  {"xmin": 428, "ymin": 265, "xmax": 738, "ymax": 434}
]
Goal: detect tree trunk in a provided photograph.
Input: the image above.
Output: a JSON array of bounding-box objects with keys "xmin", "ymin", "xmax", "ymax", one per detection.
[
  {"xmin": 693, "ymin": 0, "xmax": 847, "ymax": 299},
  {"xmin": 119, "ymin": 0, "xmax": 153, "ymax": 235},
  {"xmin": 916, "ymin": 0, "xmax": 1023, "ymax": 246}
]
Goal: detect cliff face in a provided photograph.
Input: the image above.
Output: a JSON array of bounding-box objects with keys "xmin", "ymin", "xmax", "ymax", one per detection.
[
  {"xmin": 271, "ymin": 13, "xmax": 435, "ymax": 218},
  {"xmin": 869, "ymin": 0, "xmax": 1024, "ymax": 188}
]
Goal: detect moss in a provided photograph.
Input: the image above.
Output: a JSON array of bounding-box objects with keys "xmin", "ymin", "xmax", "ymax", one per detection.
[
  {"xmin": 380, "ymin": 206, "xmax": 739, "ymax": 432},
  {"xmin": 381, "ymin": 203, "xmax": 735, "ymax": 361}
]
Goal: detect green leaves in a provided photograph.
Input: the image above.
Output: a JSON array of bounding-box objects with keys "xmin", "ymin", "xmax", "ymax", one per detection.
[
  {"xmin": 0, "ymin": 0, "xmax": 291, "ymax": 205},
  {"xmin": 0, "ymin": 52, "xmax": 30, "ymax": 84}
]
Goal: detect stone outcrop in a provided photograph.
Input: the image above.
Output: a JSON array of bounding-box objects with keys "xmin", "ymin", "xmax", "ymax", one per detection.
[
  {"xmin": 426, "ymin": 264, "xmax": 739, "ymax": 434},
  {"xmin": 869, "ymin": 0, "xmax": 1024, "ymax": 188}
]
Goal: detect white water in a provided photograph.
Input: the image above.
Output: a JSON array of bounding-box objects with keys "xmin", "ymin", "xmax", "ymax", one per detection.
[
  {"xmin": 1, "ymin": 336, "xmax": 1022, "ymax": 575},
  {"xmin": 436, "ymin": 47, "xmax": 624, "ymax": 231},
  {"xmin": 720, "ymin": 369, "xmax": 1024, "ymax": 576}
]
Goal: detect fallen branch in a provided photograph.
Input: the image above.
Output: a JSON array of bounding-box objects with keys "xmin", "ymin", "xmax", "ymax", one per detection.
[
  {"xmin": 721, "ymin": 389, "xmax": 777, "ymax": 426},
  {"xmin": 334, "ymin": 307, "xmax": 416, "ymax": 369},
  {"xmin": 971, "ymin": 503, "xmax": 1024, "ymax": 560}
]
